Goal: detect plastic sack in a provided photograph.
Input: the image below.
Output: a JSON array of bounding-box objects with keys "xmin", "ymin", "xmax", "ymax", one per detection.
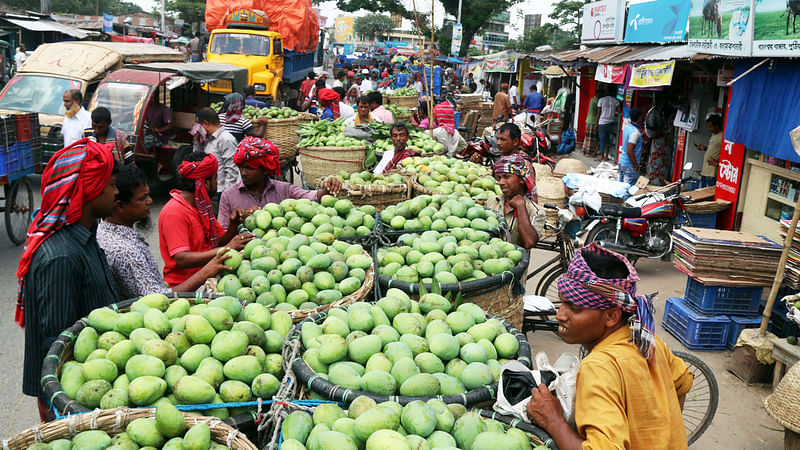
[
  {"xmin": 562, "ymin": 173, "xmax": 629, "ymax": 199},
  {"xmin": 493, "ymin": 352, "xmax": 579, "ymax": 426},
  {"xmin": 645, "ymin": 107, "xmax": 665, "ymax": 138},
  {"xmin": 557, "ymin": 128, "xmax": 575, "ymax": 154}
]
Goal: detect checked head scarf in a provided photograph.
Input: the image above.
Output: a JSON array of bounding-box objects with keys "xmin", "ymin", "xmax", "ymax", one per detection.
[
  {"xmin": 177, "ymin": 154, "xmax": 221, "ymax": 248},
  {"xmin": 557, "ymin": 243, "xmax": 657, "ymax": 359},
  {"xmin": 493, "ymin": 154, "xmax": 537, "ymax": 199},
  {"xmin": 15, "ymin": 138, "xmax": 115, "ymax": 327},
  {"xmin": 234, "ymin": 137, "xmax": 281, "ymax": 178},
  {"xmin": 222, "ymin": 92, "xmax": 244, "ymax": 124}
]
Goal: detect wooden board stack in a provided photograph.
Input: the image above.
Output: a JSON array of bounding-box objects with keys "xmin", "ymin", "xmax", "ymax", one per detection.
[
  {"xmin": 778, "ymin": 219, "xmax": 800, "ymax": 289},
  {"xmin": 672, "ymin": 227, "xmax": 783, "ymax": 286},
  {"xmin": 456, "ymin": 93, "xmax": 482, "ymax": 112}
]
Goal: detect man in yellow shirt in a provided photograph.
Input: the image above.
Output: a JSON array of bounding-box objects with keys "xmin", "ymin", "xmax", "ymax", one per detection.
[
  {"xmin": 527, "ymin": 243, "xmax": 693, "ymax": 449},
  {"xmin": 695, "ymin": 113, "xmax": 723, "ymax": 188}
]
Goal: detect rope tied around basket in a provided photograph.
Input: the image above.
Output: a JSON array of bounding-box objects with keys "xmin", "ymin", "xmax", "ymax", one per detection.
[
  {"xmin": 67, "ymin": 414, "xmax": 78, "ymax": 436},
  {"xmin": 258, "ymin": 337, "xmax": 303, "ymax": 444},
  {"xmin": 90, "ymin": 408, "xmax": 102, "ymax": 429},
  {"xmin": 31, "ymin": 425, "xmax": 41, "ymax": 443}
]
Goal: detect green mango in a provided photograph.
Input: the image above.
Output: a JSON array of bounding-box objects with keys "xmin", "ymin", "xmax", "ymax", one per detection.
[
  {"xmin": 73, "ymin": 327, "xmax": 98, "ymax": 363},
  {"xmin": 128, "ymin": 376, "xmax": 167, "ymax": 406},
  {"xmin": 174, "ymin": 375, "xmax": 216, "ymax": 404},
  {"xmin": 72, "ymin": 430, "xmax": 112, "ymax": 450}
]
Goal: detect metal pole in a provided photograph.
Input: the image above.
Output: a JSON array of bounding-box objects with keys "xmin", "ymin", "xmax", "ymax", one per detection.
[
  {"xmin": 161, "ymin": 0, "xmax": 166, "ymax": 36},
  {"xmin": 429, "ymin": 0, "xmax": 435, "ymax": 139},
  {"xmin": 457, "ymin": 0, "xmax": 462, "ymax": 23}
]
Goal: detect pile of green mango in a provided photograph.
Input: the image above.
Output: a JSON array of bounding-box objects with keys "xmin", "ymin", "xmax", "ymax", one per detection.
[
  {"xmin": 385, "ymin": 104, "xmax": 411, "ymax": 117},
  {"xmin": 59, "ymin": 293, "xmax": 292, "ymax": 418},
  {"xmin": 378, "ymin": 231, "xmax": 523, "ymax": 285},
  {"xmin": 297, "ymin": 118, "xmax": 367, "ymax": 148},
  {"xmin": 388, "ymin": 87, "xmax": 419, "ymax": 97},
  {"xmin": 243, "ymin": 106, "xmax": 299, "ymax": 120},
  {"xmin": 329, "ymin": 170, "xmax": 406, "ymax": 187},
  {"xmin": 216, "ymin": 236, "xmax": 372, "ymax": 311},
  {"xmin": 280, "ymin": 395, "xmax": 549, "ymax": 450},
  {"xmin": 373, "ymin": 130, "xmax": 445, "ymax": 155},
  {"xmin": 397, "ymin": 156, "xmax": 501, "ymax": 199},
  {"xmin": 380, "ymin": 195, "xmax": 500, "ymax": 232},
  {"xmin": 27, "ymin": 403, "xmax": 226, "ymax": 450},
  {"xmin": 243, "ymin": 197, "xmax": 377, "ymax": 240},
  {"xmin": 298, "ymin": 289, "xmax": 521, "ymax": 398}
]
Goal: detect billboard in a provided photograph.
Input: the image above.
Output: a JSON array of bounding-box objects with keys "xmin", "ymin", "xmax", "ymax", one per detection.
[
  {"xmin": 752, "ymin": 0, "xmax": 800, "ymax": 55},
  {"xmin": 688, "ymin": 0, "xmax": 754, "ymax": 55},
  {"xmin": 451, "ymin": 23, "xmax": 463, "ymax": 56},
  {"xmin": 624, "ymin": 0, "xmax": 690, "ymax": 42},
  {"xmin": 335, "ymin": 17, "xmax": 354, "ymax": 43},
  {"xmin": 581, "ymin": 0, "xmax": 626, "ymax": 44}
]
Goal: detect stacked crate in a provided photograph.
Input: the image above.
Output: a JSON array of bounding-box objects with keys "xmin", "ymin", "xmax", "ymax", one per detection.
[
  {"xmin": 0, "ymin": 113, "xmax": 38, "ymax": 179},
  {"xmin": 662, "ymin": 277, "xmax": 764, "ymax": 350}
]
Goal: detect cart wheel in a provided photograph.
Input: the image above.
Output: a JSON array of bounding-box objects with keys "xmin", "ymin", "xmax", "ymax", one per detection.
[{"xmin": 6, "ymin": 177, "xmax": 33, "ymax": 245}]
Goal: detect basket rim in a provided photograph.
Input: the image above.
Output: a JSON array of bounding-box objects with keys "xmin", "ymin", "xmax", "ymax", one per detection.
[
  {"xmin": 298, "ymin": 145, "xmax": 368, "ymax": 151},
  {"xmin": 314, "ymin": 176, "xmax": 408, "ymax": 195},
  {"xmin": 289, "ymin": 308, "xmax": 531, "ymax": 406}
]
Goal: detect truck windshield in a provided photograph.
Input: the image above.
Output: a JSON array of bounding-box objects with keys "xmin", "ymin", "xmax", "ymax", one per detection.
[
  {"xmin": 0, "ymin": 75, "xmax": 81, "ymax": 115},
  {"xmin": 210, "ymin": 33, "xmax": 271, "ymax": 56},
  {"xmin": 91, "ymin": 82, "xmax": 150, "ymax": 134}
]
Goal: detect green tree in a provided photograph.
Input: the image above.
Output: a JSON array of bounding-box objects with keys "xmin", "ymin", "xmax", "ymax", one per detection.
[
  {"xmin": 354, "ymin": 14, "xmax": 396, "ymax": 41},
  {"xmin": 505, "ymin": 23, "xmax": 577, "ymax": 52},
  {"xmin": 436, "ymin": 22, "xmax": 453, "ymax": 55},
  {"xmin": 550, "ymin": 0, "xmax": 587, "ymax": 37},
  {"xmin": 13, "ymin": 0, "xmax": 143, "ymax": 15},
  {"xmin": 165, "ymin": 0, "xmax": 205, "ymax": 25},
  {"xmin": 337, "ymin": 0, "xmax": 522, "ymax": 57}
]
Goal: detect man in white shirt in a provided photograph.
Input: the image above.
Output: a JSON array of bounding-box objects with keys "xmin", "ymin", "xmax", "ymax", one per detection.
[
  {"xmin": 374, "ymin": 123, "xmax": 418, "ymax": 174},
  {"xmin": 14, "ymin": 45, "xmax": 26, "ymax": 71},
  {"xmin": 597, "ymin": 90, "xmax": 621, "ymax": 161},
  {"xmin": 61, "ymin": 89, "xmax": 92, "ymax": 147},
  {"xmin": 509, "ymin": 80, "xmax": 520, "ymax": 110},
  {"xmin": 475, "ymin": 79, "xmax": 486, "ymax": 94},
  {"xmin": 333, "ymin": 71, "xmax": 346, "ymax": 89},
  {"xmin": 333, "ymin": 87, "xmax": 354, "ymax": 119}
]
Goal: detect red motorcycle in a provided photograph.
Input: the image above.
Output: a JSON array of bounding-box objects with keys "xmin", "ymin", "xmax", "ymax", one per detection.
[
  {"xmin": 577, "ymin": 163, "xmax": 694, "ymax": 261},
  {"xmin": 519, "ymin": 128, "xmax": 555, "ymax": 171}
]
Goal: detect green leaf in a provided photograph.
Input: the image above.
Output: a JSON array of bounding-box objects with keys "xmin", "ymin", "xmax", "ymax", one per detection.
[
  {"xmin": 418, "ymin": 281, "xmax": 428, "ymax": 297},
  {"xmin": 431, "ymin": 279, "xmax": 442, "ymax": 296}
]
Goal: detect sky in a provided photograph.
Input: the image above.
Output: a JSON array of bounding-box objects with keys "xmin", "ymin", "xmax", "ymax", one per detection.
[{"xmin": 129, "ymin": 0, "xmax": 557, "ymax": 39}]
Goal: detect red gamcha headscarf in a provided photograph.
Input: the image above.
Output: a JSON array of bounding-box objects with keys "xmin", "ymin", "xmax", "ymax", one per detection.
[
  {"xmin": 15, "ymin": 138, "xmax": 115, "ymax": 327},
  {"xmin": 234, "ymin": 137, "xmax": 281, "ymax": 178},
  {"xmin": 318, "ymin": 88, "xmax": 341, "ymax": 119},
  {"xmin": 433, "ymin": 101, "xmax": 456, "ymax": 135},
  {"xmin": 177, "ymin": 154, "xmax": 221, "ymax": 248}
]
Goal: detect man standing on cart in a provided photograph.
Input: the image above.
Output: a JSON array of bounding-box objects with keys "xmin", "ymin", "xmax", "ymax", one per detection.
[
  {"xmin": 527, "ymin": 243, "xmax": 694, "ymax": 449},
  {"xmin": 16, "ymin": 139, "xmax": 119, "ymax": 421}
]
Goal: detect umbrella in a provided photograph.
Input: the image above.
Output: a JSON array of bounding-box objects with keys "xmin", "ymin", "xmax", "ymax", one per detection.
[
  {"xmin": 171, "ymin": 36, "xmax": 189, "ymax": 44},
  {"xmin": 392, "ymin": 55, "xmax": 409, "ymax": 63}
]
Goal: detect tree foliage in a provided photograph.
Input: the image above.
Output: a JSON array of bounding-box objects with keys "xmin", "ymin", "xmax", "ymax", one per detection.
[
  {"xmin": 11, "ymin": 0, "xmax": 143, "ymax": 15},
  {"xmin": 505, "ymin": 23, "xmax": 577, "ymax": 52},
  {"xmin": 165, "ymin": 0, "xmax": 206, "ymax": 25},
  {"xmin": 337, "ymin": 0, "xmax": 522, "ymax": 56},
  {"xmin": 550, "ymin": 0, "xmax": 586, "ymax": 36},
  {"xmin": 354, "ymin": 14, "xmax": 396, "ymax": 41}
]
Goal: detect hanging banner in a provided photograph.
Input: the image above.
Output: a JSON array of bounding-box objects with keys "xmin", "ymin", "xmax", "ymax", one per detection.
[
  {"xmin": 581, "ymin": 0, "xmax": 626, "ymax": 43},
  {"xmin": 628, "ymin": 61, "xmax": 675, "ymax": 87},
  {"xmin": 625, "ymin": 0, "xmax": 690, "ymax": 42},
  {"xmin": 688, "ymin": 0, "xmax": 754, "ymax": 56},
  {"xmin": 484, "ymin": 55, "xmax": 517, "ymax": 73},
  {"xmin": 753, "ymin": 0, "xmax": 800, "ymax": 55},
  {"xmin": 674, "ymin": 97, "xmax": 700, "ymax": 131},
  {"xmin": 595, "ymin": 64, "xmax": 627, "ymax": 83},
  {"xmin": 716, "ymin": 139, "xmax": 746, "ymax": 229},
  {"xmin": 103, "ymin": 13, "xmax": 114, "ymax": 33},
  {"xmin": 335, "ymin": 17, "xmax": 354, "ymax": 43},
  {"xmin": 451, "ymin": 23, "xmax": 462, "ymax": 57}
]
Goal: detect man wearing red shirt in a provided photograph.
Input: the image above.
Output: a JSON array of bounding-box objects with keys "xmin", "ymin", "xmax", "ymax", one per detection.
[{"xmin": 159, "ymin": 151, "xmax": 253, "ymax": 286}]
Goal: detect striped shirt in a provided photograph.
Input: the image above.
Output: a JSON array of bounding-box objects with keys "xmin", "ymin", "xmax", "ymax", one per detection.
[
  {"xmin": 22, "ymin": 223, "xmax": 119, "ymax": 397},
  {"xmin": 217, "ymin": 113, "xmax": 254, "ymax": 142}
]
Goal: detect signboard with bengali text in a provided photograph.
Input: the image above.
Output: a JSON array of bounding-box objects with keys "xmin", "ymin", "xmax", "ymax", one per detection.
[
  {"xmin": 581, "ymin": 0, "xmax": 626, "ymax": 44},
  {"xmin": 688, "ymin": 0, "xmax": 754, "ymax": 55}
]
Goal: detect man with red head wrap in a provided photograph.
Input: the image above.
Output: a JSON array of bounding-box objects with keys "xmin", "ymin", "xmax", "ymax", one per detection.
[
  {"xmin": 218, "ymin": 137, "xmax": 342, "ymax": 228},
  {"xmin": 318, "ymin": 88, "xmax": 341, "ymax": 121},
  {"xmin": 17, "ymin": 138, "xmax": 119, "ymax": 420},
  {"xmin": 158, "ymin": 151, "xmax": 255, "ymax": 287}
]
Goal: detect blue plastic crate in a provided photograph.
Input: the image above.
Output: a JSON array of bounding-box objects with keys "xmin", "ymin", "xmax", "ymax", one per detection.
[
  {"xmin": 683, "ymin": 277, "xmax": 762, "ymax": 316},
  {"xmin": 0, "ymin": 141, "xmax": 34, "ymax": 178},
  {"xmin": 677, "ymin": 213, "xmax": 717, "ymax": 228},
  {"xmin": 662, "ymin": 297, "xmax": 729, "ymax": 351},
  {"xmin": 727, "ymin": 316, "xmax": 764, "ymax": 349}
]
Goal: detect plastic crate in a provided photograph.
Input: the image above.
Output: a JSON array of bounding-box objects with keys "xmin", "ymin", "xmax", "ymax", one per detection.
[
  {"xmin": 677, "ymin": 212, "xmax": 717, "ymax": 228},
  {"xmin": 768, "ymin": 309, "xmax": 798, "ymax": 338},
  {"xmin": 15, "ymin": 114, "xmax": 31, "ymax": 142},
  {"xmin": 0, "ymin": 142, "xmax": 34, "ymax": 178},
  {"xmin": 662, "ymin": 297, "xmax": 729, "ymax": 351},
  {"xmin": 727, "ymin": 316, "xmax": 764, "ymax": 349},
  {"xmin": 683, "ymin": 277, "xmax": 762, "ymax": 316}
]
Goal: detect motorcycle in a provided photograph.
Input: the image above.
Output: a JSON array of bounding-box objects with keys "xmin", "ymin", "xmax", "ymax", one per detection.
[
  {"xmin": 456, "ymin": 113, "xmax": 506, "ymax": 167},
  {"xmin": 576, "ymin": 163, "xmax": 695, "ymax": 261},
  {"xmin": 519, "ymin": 120, "xmax": 555, "ymax": 171}
]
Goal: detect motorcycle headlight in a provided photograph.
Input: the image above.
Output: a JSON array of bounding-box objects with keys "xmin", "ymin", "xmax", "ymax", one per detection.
[{"xmin": 253, "ymin": 83, "xmax": 266, "ymax": 92}]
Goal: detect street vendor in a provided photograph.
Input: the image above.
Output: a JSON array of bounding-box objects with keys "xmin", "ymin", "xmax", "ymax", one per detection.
[
  {"xmin": 17, "ymin": 139, "xmax": 118, "ymax": 421},
  {"xmin": 83, "ymin": 106, "xmax": 134, "ymax": 165},
  {"xmin": 158, "ymin": 152, "xmax": 254, "ymax": 287},
  {"xmin": 527, "ymin": 243, "xmax": 693, "ymax": 450},
  {"xmin": 374, "ymin": 122, "xmax": 419, "ymax": 174},
  {"xmin": 218, "ymin": 137, "xmax": 341, "ymax": 228},
  {"xmin": 485, "ymin": 154, "xmax": 544, "ymax": 250},
  {"xmin": 431, "ymin": 100, "xmax": 467, "ymax": 156},
  {"xmin": 98, "ymin": 165, "xmax": 232, "ymax": 299},
  {"xmin": 318, "ymin": 88, "xmax": 341, "ymax": 121},
  {"xmin": 696, "ymin": 113, "xmax": 723, "ymax": 188},
  {"xmin": 344, "ymin": 96, "xmax": 373, "ymax": 127},
  {"xmin": 218, "ymin": 92, "xmax": 268, "ymax": 141},
  {"xmin": 367, "ymin": 91, "xmax": 395, "ymax": 123}
]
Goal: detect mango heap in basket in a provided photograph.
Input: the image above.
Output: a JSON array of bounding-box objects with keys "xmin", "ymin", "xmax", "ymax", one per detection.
[
  {"xmin": 298, "ymin": 118, "xmax": 367, "ymax": 147},
  {"xmin": 300, "ymin": 288, "xmax": 521, "ymax": 397},
  {"xmin": 399, "ymin": 156, "xmax": 501, "ymax": 199},
  {"xmin": 216, "ymin": 237, "xmax": 371, "ymax": 311},
  {"xmin": 331, "ymin": 170, "xmax": 406, "ymax": 186},
  {"xmin": 243, "ymin": 197, "xmax": 376, "ymax": 240},
  {"xmin": 26, "ymin": 403, "xmax": 226, "ymax": 450},
  {"xmin": 61, "ymin": 294, "xmax": 292, "ymax": 419},
  {"xmin": 378, "ymin": 230, "xmax": 522, "ymax": 284},
  {"xmin": 388, "ymin": 87, "xmax": 420, "ymax": 96},
  {"xmin": 385, "ymin": 104, "xmax": 412, "ymax": 117},
  {"xmin": 374, "ymin": 130, "xmax": 445, "ymax": 155},
  {"xmin": 380, "ymin": 195, "xmax": 500, "ymax": 232},
  {"xmin": 281, "ymin": 396, "xmax": 548, "ymax": 450}
]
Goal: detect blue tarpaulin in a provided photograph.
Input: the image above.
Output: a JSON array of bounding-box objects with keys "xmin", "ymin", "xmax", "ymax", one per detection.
[{"xmin": 726, "ymin": 60, "xmax": 800, "ymax": 163}]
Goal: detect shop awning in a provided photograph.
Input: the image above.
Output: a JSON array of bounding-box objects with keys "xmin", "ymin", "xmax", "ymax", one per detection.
[
  {"xmin": 552, "ymin": 44, "xmax": 697, "ymax": 65},
  {"xmin": 726, "ymin": 59, "xmax": 800, "ymax": 163},
  {"xmin": 2, "ymin": 18, "xmax": 89, "ymax": 39}
]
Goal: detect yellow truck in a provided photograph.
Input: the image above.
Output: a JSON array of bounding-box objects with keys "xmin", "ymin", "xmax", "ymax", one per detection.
[{"xmin": 204, "ymin": 9, "xmax": 316, "ymax": 105}]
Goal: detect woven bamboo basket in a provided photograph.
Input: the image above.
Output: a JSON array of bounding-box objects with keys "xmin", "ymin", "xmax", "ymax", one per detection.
[
  {"xmin": 537, "ymin": 176, "xmax": 567, "ymax": 239},
  {"xmin": 765, "ymin": 361, "xmax": 800, "ymax": 433},
  {"xmin": 2, "ymin": 407, "xmax": 257, "ymax": 450},
  {"xmin": 264, "ymin": 116, "xmax": 301, "ymax": 163},
  {"xmin": 314, "ymin": 176, "xmax": 410, "ymax": 210},
  {"xmin": 297, "ymin": 145, "xmax": 367, "ymax": 185},
  {"xmin": 387, "ymin": 95, "xmax": 419, "ymax": 108},
  {"xmin": 533, "ymin": 162, "xmax": 553, "ymax": 178},
  {"xmin": 553, "ymin": 158, "xmax": 587, "ymax": 178}
]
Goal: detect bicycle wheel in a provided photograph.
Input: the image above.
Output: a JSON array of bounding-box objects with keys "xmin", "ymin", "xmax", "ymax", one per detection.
[
  {"xmin": 672, "ymin": 350, "xmax": 719, "ymax": 445},
  {"xmin": 5, "ymin": 177, "xmax": 33, "ymax": 246},
  {"xmin": 537, "ymin": 265, "xmax": 563, "ymax": 309}
]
